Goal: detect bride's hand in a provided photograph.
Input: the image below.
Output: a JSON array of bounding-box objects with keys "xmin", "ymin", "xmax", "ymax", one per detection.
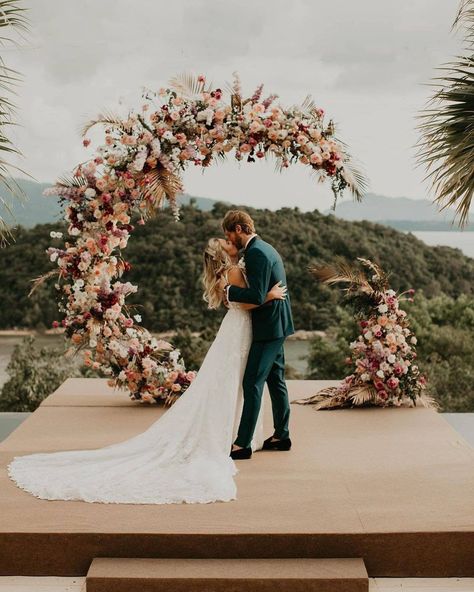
[{"xmin": 269, "ymin": 281, "xmax": 287, "ymax": 300}]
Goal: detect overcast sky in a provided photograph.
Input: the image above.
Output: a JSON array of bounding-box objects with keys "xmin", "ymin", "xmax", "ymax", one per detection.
[{"xmin": 5, "ymin": 0, "xmax": 465, "ymax": 212}]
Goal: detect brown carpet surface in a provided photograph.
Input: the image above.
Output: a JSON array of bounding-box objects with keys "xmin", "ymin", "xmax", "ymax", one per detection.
[{"xmin": 1, "ymin": 378, "xmax": 473, "ymax": 535}]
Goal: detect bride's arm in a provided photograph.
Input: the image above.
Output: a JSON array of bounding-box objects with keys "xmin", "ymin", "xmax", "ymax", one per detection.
[{"xmin": 224, "ymin": 267, "xmax": 286, "ymax": 310}]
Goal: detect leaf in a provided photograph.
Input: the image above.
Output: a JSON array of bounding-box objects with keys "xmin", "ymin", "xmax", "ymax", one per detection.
[
  {"xmin": 309, "ymin": 256, "xmax": 373, "ymax": 295},
  {"xmin": 168, "ymin": 72, "xmax": 211, "ymax": 101},
  {"xmin": 81, "ymin": 110, "xmax": 126, "ymax": 137},
  {"xmin": 28, "ymin": 269, "xmax": 60, "ymax": 297},
  {"xmin": 415, "ymin": 3, "xmax": 474, "ymax": 227},
  {"xmin": 138, "ymin": 164, "xmax": 184, "ymax": 215}
]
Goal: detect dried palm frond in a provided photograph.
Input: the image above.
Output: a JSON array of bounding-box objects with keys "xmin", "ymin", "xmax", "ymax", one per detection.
[
  {"xmin": 293, "ymin": 383, "xmax": 440, "ymax": 410},
  {"xmin": 295, "ymin": 94, "xmax": 319, "ymax": 117},
  {"xmin": 418, "ymin": 392, "xmax": 442, "ymax": 410},
  {"xmin": 138, "ymin": 164, "xmax": 183, "ymax": 215},
  {"xmin": 292, "ymin": 385, "xmax": 351, "ymax": 409},
  {"xmin": 81, "ymin": 110, "xmax": 126, "ymax": 137},
  {"xmin": 56, "ymin": 173, "xmax": 89, "ymax": 188},
  {"xmin": 309, "ymin": 256, "xmax": 373, "ymax": 295},
  {"xmin": 165, "ymin": 393, "xmax": 179, "ymax": 406},
  {"xmin": 348, "ymin": 384, "xmax": 378, "ymax": 405},
  {"xmin": 168, "ymin": 72, "xmax": 211, "ymax": 101},
  {"xmin": 224, "ymin": 71, "xmax": 243, "ymax": 111},
  {"xmin": 28, "ymin": 268, "xmax": 60, "ymax": 297},
  {"xmin": 415, "ymin": 1, "xmax": 474, "ymax": 227},
  {"xmin": 356, "ymin": 257, "xmax": 387, "ymax": 283},
  {"xmin": 333, "ymin": 135, "xmax": 369, "ymax": 202}
]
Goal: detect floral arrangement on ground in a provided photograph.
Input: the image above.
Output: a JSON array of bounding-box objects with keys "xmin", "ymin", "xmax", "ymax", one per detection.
[
  {"xmin": 32, "ymin": 72, "xmax": 365, "ymax": 404},
  {"xmin": 294, "ymin": 257, "xmax": 439, "ymax": 410}
]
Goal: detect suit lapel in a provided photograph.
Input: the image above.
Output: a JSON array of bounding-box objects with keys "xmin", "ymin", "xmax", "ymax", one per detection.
[{"xmin": 244, "ymin": 235, "xmax": 259, "ymax": 254}]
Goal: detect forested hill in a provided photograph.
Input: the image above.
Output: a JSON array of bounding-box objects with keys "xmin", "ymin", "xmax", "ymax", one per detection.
[{"xmin": 1, "ymin": 201, "xmax": 473, "ymax": 332}]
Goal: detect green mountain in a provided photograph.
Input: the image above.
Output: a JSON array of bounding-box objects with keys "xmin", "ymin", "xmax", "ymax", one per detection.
[
  {"xmin": 0, "ymin": 179, "xmax": 63, "ymax": 227},
  {"xmin": 326, "ymin": 193, "xmax": 474, "ymax": 231},
  {"xmin": 0, "ymin": 178, "xmax": 224, "ymax": 228},
  {"xmin": 0, "ymin": 202, "xmax": 473, "ymax": 332}
]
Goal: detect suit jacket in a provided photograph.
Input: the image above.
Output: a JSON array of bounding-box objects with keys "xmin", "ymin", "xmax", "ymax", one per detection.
[{"xmin": 228, "ymin": 236, "xmax": 295, "ymax": 342}]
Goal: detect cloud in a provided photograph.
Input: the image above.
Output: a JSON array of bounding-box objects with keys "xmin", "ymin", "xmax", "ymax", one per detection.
[{"xmin": 4, "ymin": 0, "xmax": 467, "ymax": 211}]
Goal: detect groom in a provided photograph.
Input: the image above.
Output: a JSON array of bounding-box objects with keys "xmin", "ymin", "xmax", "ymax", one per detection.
[{"xmin": 220, "ymin": 210, "xmax": 295, "ymax": 460}]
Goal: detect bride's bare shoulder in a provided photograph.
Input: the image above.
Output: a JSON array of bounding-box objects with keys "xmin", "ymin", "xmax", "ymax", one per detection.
[{"xmin": 226, "ymin": 264, "xmax": 246, "ymax": 287}]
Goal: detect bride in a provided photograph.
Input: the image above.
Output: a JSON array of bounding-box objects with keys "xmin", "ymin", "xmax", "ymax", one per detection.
[{"xmin": 7, "ymin": 237, "xmax": 287, "ymax": 504}]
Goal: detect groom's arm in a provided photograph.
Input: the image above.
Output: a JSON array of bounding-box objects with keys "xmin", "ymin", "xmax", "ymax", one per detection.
[{"xmin": 227, "ymin": 250, "xmax": 273, "ymax": 306}]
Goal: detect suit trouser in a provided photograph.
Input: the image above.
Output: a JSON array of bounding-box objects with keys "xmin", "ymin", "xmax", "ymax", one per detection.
[{"xmin": 234, "ymin": 336, "xmax": 291, "ymax": 449}]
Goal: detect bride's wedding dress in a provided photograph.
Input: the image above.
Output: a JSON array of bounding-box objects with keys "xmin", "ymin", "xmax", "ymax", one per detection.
[{"xmin": 7, "ymin": 272, "xmax": 263, "ymax": 504}]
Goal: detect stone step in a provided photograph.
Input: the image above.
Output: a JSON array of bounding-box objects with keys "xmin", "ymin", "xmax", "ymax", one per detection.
[{"xmin": 86, "ymin": 557, "xmax": 369, "ymax": 592}]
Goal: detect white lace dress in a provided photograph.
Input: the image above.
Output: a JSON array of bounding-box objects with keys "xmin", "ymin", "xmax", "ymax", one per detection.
[{"xmin": 7, "ymin": 266, "xmax": 264, "ymax": 504}]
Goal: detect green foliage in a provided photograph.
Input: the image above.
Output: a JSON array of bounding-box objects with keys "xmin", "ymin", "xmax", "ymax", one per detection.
[
  {"xmin": 306, "ymin": 291, "xmax": 474, "ymax": 412},
  {"xmin": 306, "ymin": 306, "xmax": 359, "ymax": 379},
  {"xmin": 0, "ymin": 335, "xmax": 100, "ymax": 412},
  {"xmin": 1, "ymin": 203, "xmax": 473, "ymax": 332}
]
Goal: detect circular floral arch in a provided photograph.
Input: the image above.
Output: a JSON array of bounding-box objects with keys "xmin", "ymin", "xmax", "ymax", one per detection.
[{"xmin": 38, "ymin": 72, "xmax": 364, "ymax": 404}]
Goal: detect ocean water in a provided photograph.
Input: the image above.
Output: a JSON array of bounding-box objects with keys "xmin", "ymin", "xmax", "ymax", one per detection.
[
  {"xmin": 0, "ymin": 336, "xmax": 309, "ymax": 389},
  {"xmin": 409, "ymin": 231, "xmax": 474, "ymax": 258}
]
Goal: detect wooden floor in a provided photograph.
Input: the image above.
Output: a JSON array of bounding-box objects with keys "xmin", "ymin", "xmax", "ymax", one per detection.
[
  {"xmin": 1, "ymin": 576, "xmax": 473, "ymax": 591},
  {"xmin": 1, "ymin": 378, "xmax": 474, "ymax": 577}
]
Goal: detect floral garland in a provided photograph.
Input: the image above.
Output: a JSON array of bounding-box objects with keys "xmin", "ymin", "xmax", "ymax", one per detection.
[
  {"xmin": 294, "ymin": 258, "xmax": 439, "ymax": 410},
  {"xmin": 36, "ymin": 72, "xmax": 363, "ymax": 404}
]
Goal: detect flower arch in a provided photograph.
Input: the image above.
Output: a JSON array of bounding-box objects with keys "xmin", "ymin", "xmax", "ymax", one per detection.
[{"xmin": 37, "ymin": 72, "xmax": 365, "ymax": 404}]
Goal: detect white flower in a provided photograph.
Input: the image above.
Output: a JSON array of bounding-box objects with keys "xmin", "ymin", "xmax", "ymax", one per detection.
[
  {"xmin": 361, "ymin": 373, "xmax": 370, "ymax": 382},
  {"xmin": 50, "ymin": 231, "xmax": 63, "ymax": 239},
  {"xmin": 50, "ymin": 252, "xmax": 59, "ymax": 262},
  {"xmin": 151, "ymin": 138, "xmax": 161, "ymax": 157},
  {"xmin": 85, "ymin": 188, "xmax": 96, "ymax": 198},
  {"xmin": 387, "ymin": 354, "xmax": 396, "ymax": 364},
  {"xmin": 133, "ymin": 314, "xmax": 142, "ymax": 322},
  {"xmin": 162, "ymin": 130, "xmax": 177, "ymax": 143},
  {"xmin": 69, "ymin": 226, "xmax": 80, "ymax": 236},
  {"xmin": 376, "ymin": 370, "xmax": 384, "ymax": 378},
  {"xmin": 410, "ymin": 336, "xmax": 417, "ymax": 344},
  {"xmin": 378, "ymin": 304, "xmax": 388, "ymax": 313},
  {"xmin": 364, "ymin": 330, "xmax": 373, "ymax": 340}
]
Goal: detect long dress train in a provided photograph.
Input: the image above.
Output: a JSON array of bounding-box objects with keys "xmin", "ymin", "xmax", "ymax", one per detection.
[{"xmin": 7, "ymin": 292, "xmax": 263, "ymax": 504}]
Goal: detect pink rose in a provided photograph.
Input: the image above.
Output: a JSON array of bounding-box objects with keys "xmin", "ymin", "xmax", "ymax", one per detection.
[{"xmin": 387, "ymin": 377, "xmax": 399, "ymax": 390}]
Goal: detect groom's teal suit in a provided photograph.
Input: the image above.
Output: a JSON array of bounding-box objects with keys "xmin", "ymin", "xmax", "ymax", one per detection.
[{"xmin": 227, "ymin": 235, "xmax": 294, "ymax": 448}]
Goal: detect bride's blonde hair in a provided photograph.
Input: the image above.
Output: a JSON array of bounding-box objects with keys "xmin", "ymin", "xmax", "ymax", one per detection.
[{"xmin": 202, "ymin": 237, "xmax": 234, "ymax": 309}]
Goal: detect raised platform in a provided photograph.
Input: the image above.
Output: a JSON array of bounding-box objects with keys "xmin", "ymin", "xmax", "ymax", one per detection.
[{"xmin": 1, "ymin": 378, "xmax": 474, "ymax": 578}]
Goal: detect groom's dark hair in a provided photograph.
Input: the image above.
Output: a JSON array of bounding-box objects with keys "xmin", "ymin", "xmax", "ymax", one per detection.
[{"xmin": 222, "ymin": 210, "xmax": 255, "ymax": 234}]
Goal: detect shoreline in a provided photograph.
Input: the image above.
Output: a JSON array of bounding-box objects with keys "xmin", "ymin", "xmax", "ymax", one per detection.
[{"xmin": 0, "ymin": 328, "xmax": 325, "ymax": 341}]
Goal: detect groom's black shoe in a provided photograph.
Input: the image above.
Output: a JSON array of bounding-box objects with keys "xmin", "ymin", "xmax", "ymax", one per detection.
[
  {"xmin": 262, "ymin": 435, "xmax": 292, "ymax": 451},
  {"xmin": 230, "ymin": 446, "xmax": 252, "ymax": 460}
]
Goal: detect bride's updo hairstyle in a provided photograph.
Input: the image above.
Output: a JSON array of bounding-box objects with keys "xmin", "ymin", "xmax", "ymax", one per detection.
[{"xmin": 202, "ymin": 237, "xmax": 233, "ymax": 309}]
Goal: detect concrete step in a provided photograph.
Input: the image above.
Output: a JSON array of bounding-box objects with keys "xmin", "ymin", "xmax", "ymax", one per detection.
[{"xmin": 86, "ymin": 557, "xmax": 369, "ymax": 592}]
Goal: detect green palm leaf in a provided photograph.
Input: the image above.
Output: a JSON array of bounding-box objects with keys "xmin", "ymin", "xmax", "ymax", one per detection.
[
  {"xmin": 415, "ymin": 0, "xmax": 474, "ymax": 227},
  {"xmin": 0, "ymin": 0, "xmax": 29, "ymax": 246}
]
